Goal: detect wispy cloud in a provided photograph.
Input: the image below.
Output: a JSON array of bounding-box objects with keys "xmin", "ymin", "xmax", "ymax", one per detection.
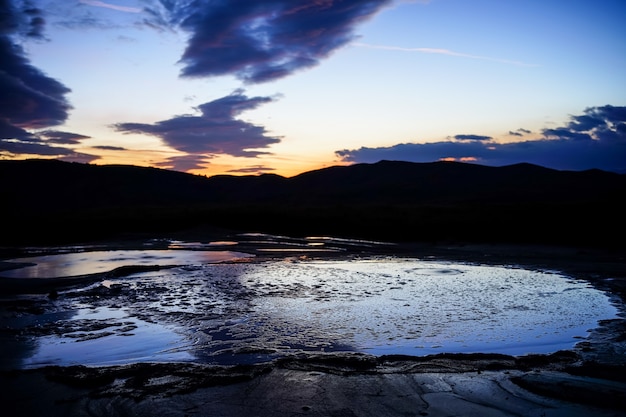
[
  {"xmin": 79, "ymin": 0, "xmax": 142, "ymax": 13},
  {"xmin": 228, "ymin": 165, "xmax": 276, "ymax": 174},
  {"xmin": 508, "ymin": 128, "xmax": 532, "ymax": 137},
  {"xmin": 354, "ymin": 42, "xmax": 538, "ymax": 67},
  {"xmin": 453, "ymin": 134, "xmax": 492, "ymax": 141}
]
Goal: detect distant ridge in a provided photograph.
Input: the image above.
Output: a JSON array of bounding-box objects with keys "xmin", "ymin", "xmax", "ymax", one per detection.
[{"xmin": 1, "ymin": 159, "xmax": 624, "ymax": 246}]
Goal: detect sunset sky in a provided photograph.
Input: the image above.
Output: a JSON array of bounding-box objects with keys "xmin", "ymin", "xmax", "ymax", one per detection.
[{"xmin": 1, "ymin": 0, "xmax": 625, "ymax": 176}]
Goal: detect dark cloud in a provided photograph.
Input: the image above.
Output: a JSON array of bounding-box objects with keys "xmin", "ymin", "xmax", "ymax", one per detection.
[
  {"xmin": 1, "ymin": 0, "xmax": 45, "ymax": 39},
  {"xmin": 150, "ymin": 0, "xmax": 392, "ymax": 83},
  {"xmin": 58, "ymin": 152, "xmax": 100, "ymax": 164},
  {"xmin": 154, "ymin": 154, "xmax": 212, "ymax": 172},
  {"xmin": 228, "ymin": 165, "xmax": 276, "ymax": 174},
  {"xmin": 453, "ymin": 134, "xmax": 492, "ymax": 141},
  {"xmin": 567, "ymin": 114, "xmax": 604, "ymax": 132},
  {"xmin": 336, "ymin": 105, "xmax": 626, "ymax": 173},
  {"xmin": 39, "ymin": 130, "xmax": 91, "ymax": 144},
  {"xmin": 0, "ymin": 118, "xmax": 33, "ymax": 140},
  {"xmin": 1, "ymin": 0, "xmax": 74, "ymax": 157},
  {"xmin": 22, "ymin": 4, "xmax": 45, "ymax": 38},
  {"xmin": 92, "ymin": 145, "xmax": 127, "ymax": 151},
  {"xmin": 542, "ymin": 127, "xmax": 591, "ymax": 142},
  {"xmin": 0, "ymin": 137, "xmax": 75, "ymax": 156},
  {"xmin": 508, "ymin": 128, "xmax": 531, "ymax": 137},
  {"xmin": 336, "ymin": 141, "xmax": 487, "ymax": 164},
  {"xmin": 0, "ymin": 128, "xmax": 95, "ymax": 158},
  {"xmin": 0, "ymin": 38, "xmax": 72, "ymax": 129},
  {"xmin": 114, "ymin": 89, "xmax": 281, "ymax": 158}
]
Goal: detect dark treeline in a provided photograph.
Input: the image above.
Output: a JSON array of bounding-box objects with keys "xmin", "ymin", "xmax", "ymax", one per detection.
[{"xmin": 1, "ymin": 159, "xmax": 624, "ymax": 247}]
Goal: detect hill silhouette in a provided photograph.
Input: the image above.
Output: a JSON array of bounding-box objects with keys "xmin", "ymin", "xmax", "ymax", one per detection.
[{"xmin": 1, "ymin": 159, "xmax": 624, "ymax": 246}]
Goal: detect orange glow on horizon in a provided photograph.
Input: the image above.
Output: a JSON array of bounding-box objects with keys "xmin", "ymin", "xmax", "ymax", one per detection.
[
  {"xmin": 439, "ymin": 157, "xmax": 478, "ymax": 163},
  {"xmin": 2, "ymin": 150, "xmax": 349, "ymax": 179}
]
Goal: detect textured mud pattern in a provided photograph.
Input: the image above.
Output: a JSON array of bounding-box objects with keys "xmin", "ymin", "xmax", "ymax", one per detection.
[{"xmin": 0, "ymin": 245, "xmax": 618, "ymax": 368}]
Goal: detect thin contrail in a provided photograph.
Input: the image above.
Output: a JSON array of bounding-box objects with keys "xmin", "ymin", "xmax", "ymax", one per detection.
[
  {"xmin": 79, "ymin": 0, "xmax": 142, "ymax": 13},
  {"xmin": 354, "ymin": 42, "xmax": 538, "ymax": 67}
]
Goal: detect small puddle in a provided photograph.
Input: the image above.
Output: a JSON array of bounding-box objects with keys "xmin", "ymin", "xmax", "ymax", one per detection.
[{"xmin": 22, "ymin": 306, "xmax": 194, "ymax": 368}]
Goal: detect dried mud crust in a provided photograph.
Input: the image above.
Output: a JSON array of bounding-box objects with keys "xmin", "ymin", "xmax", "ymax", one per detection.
[{"xmin": 0, "ymin": 351, "xmax": 614, "ymax": 399}]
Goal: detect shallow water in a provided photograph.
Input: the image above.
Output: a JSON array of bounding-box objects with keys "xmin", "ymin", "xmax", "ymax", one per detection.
[
  {"xmin": 22, "ymin": 306, "xmax": 194, "ymax": 367},
  {"xmin": 0, "ymin": 250, "xmax": 253, "ymax": 278},
  {"xmin": 0, "ymin": 246, "xmax": 619, "ymax": 368},
  {"xmin": 206, "ymin": 259, "xmax": 618, "ymax": 358}
]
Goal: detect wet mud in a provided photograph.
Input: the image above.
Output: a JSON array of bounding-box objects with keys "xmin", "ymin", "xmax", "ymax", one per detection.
[{"xmin": 2, "ymin": 352, "xmax": 626, "ymax": 416}]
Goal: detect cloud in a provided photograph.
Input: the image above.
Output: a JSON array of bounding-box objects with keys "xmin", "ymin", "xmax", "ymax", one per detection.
[
  {"xmin": 114, "ymin": 89, "xmax": 281, "ymax": 159},
  {"xmin": 336, "ymin": 141, "xmax": 488, "ymax": 163},
  {"xmin": 0, "ymin": 1, "xmax": 93, "ymax": 159},
  {"xmin": 154, "ymin": 154, "xmax": 212, "ymax": 172},
  {"xmin": 508, "ymin": 128, "xmax": 531, "ymax": 137},
  {"xmin": 38, "ymin": 130, "xmax": 91, "ymax": 144},
  {"xmin": 228, "ymin": 165, "xmax": 276, "ymax": 174},
  {"xmin": 0, "ymin": 38, "xmax": 71, "ymax": 128},
  {"xmin": 0, "ymin": 39, "xmax": 72, "ymax": 131},
  {"xmin": 336, "ymin": 105, "xmax": 626, "ymax": 172},
  {"xmin": 150, "ymin": 0, "xmax": 393, "ymax": 83},
  {"xmin": 0, "ymin": 138, "xmax": 75, "ymax": 156},
  {"xmin": 57, "ymin": 152, "xmax": 101, "ymax": 164},
  {"xmin": 0, "ymin": 126, "xmax": 93, "ymax": 158},
  {"xmin": 1, "ymin": 0, "xmax": 47, "ymax": 39},
  {"xmin": 17, "ymin": 1, "xmax": 398, "ymax": 92},
  {"xmin": 1, "ymin": 0, "xmax": 73, "ymax": 145},
  {"xmin": 453, "ymin": 134, "xmax": 492, "ymax": 141},
  {"xmin": 92, "ymin": 145, "xmax": 127, "ymax": 151},
  {"xmin": 0, "ymin": 119, "xmax": 33, "ymax": 141}
]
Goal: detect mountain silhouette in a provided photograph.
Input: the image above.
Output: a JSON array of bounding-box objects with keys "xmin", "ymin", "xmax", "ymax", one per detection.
[{"xmin": 1, "ymin": 159, "xmax": 624, "ymax": 246}]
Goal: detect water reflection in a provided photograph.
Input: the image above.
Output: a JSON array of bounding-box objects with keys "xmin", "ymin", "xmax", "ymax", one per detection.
[
  {"xmin": 0, "ymin": 308, "xmax": 75, "ymax": 370},
  {"xmin": 0, "ymin": 250, "xmax": 619, "ymax": 368},
  {"xmin": 237, "ymin": 259, "xmax": 619, "ymax": 357},
  {"xmin": 23, "ymin": 307, "xmax": 194, "ymax": 368},
  {"xmin": 0, "ymin": 250, "xmax": 253, "ymax": 278}
]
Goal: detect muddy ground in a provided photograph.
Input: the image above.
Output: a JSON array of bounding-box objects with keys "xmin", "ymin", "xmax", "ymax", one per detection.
[{"xmin": 1, "ymin": 237, "xmax": 625, "ymax": 416}]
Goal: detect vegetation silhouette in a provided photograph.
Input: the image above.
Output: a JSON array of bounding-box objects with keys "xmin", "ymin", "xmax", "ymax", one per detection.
[{"xmin": 1, "ymin": 159, "xmax": 624, "ymax": 246}]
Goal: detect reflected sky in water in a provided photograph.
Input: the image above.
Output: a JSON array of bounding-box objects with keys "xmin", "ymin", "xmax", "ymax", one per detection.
[
  {"xmin": 243, "ymin": 259, "xmax": 618, "ymax": 356},
  {"xmin": 0, "ymin": 250, "xmax": 253, "ymax": 278},
  {"xmin": 22, "ymin": 307, "xmax": 194, "ymax": 368},
  {"xmin": 0, "ymin": 248, "xmax": 619, "ymax": 368}
]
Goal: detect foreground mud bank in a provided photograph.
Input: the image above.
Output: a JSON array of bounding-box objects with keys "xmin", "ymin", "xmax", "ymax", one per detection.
[{"xmin": 2, "ymin": 352, "xmax": 626, "ymax": 417}]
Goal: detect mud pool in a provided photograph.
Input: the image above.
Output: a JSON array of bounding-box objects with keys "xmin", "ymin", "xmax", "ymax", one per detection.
[{"xmin": 0, "ymin": 243, "xmax": 619, "ymax": 369}]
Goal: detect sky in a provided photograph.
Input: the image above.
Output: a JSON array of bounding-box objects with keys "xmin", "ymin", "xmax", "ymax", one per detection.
[{"xmin": 1, "ymin": 0, "xmax": 625, "ymax": 176}]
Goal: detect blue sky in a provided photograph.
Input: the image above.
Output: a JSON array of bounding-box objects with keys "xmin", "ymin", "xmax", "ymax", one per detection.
[{"xmin": 1, "ymin": 0, "xmax": 625, "ymax": 175}]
